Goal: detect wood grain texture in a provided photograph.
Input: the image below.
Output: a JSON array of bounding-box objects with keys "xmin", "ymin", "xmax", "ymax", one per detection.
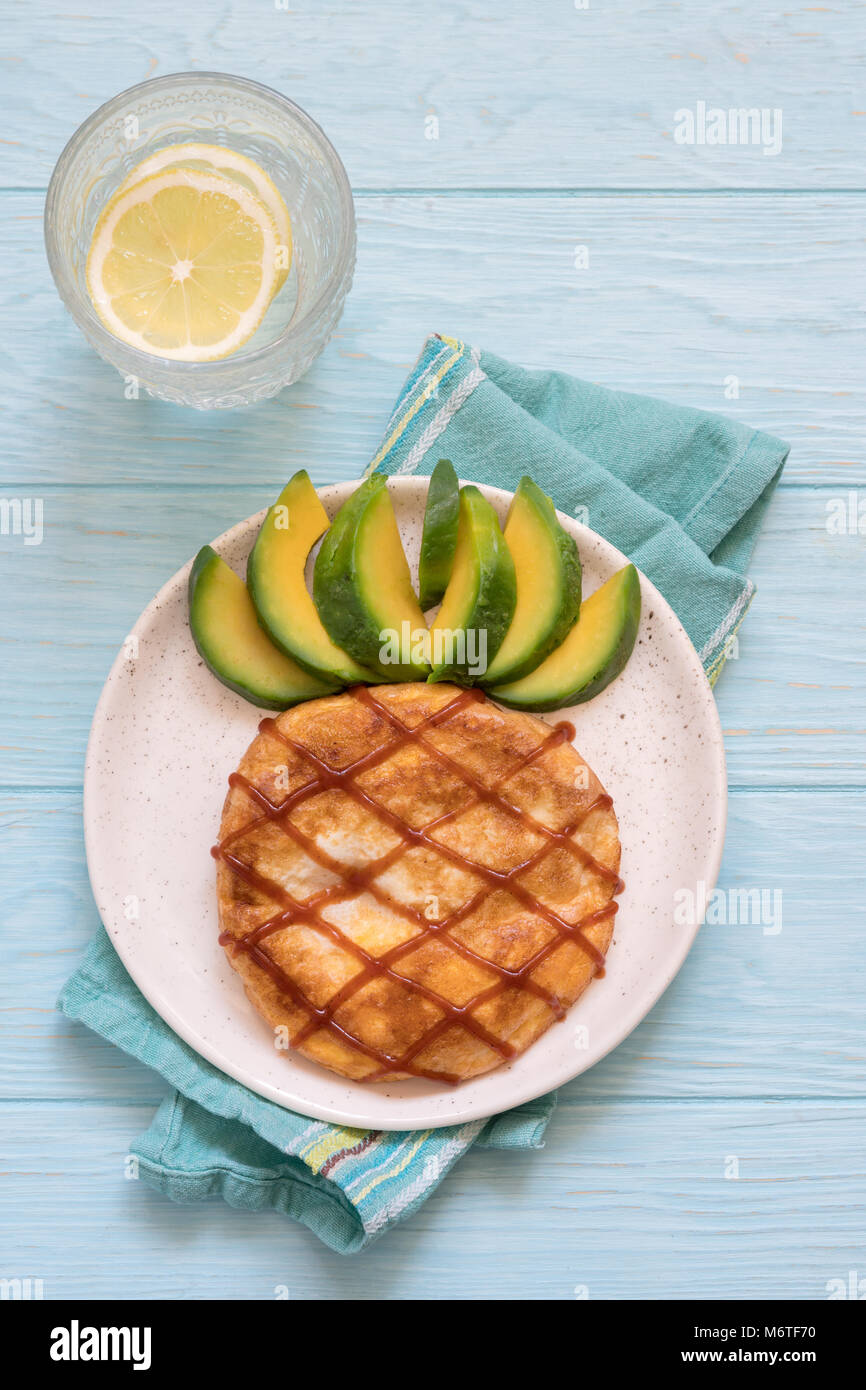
[
  {"xmin": 2, "ymin": 788, "xmax": 863, "ymax": 1104},
  {"xmin": 2, "ymin": 193, "xmax": 864, "ymax": 487},
  {"xmin": 1, "ymin": 0, "xmax": 865, "ymax": 190},
  {"xmin": 2, "ymin": 1098, "xmax": 863, "ymax": 1299},
  {"xmin": 1, "ymin": 0, "xmax": 864, "ymax": 1302},
  {"xmin": 0, "ymin": 489, "xmax": 861, "ymax": 787}
]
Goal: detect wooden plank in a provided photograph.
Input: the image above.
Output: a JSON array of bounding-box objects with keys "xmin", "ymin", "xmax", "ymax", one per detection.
[
  {"xmin": 0, "ymin": 791, "xmax": 162, "ymax": 1105},
  {"xmin": 2, "ymin": 788, "xmax": 864, "ymax": 1102},
  {"xmin": 0, "ymin": 488, "xmax": 861, "ymax": 787},
  {"xmin": 1, "ymin": 1096, "xmax": 863, "ymax": 1297},
  {"xmin": 2, "ymin": 1, "xmax": 865, "ymax": 190},
  {"xmin": 3, "ymin": 0, "xmax": 862, "ymax": 1303},
  {"xmin": 3, "ymin": 193, "xmax": 864, "ymax": 489},
  {"xmin": 715, "ymin": 487, "xmax": 866, "ymax": 787}
]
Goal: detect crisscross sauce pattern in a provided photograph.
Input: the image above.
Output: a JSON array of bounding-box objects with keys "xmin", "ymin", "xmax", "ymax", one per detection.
[{"xmin": 215, "ymin": 684, "xmax": 623, "ymax": 1085}]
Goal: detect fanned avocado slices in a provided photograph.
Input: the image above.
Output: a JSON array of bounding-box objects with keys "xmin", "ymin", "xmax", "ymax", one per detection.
[
  {"xmin": 189, "ymin": 546, "xmax": 339, "ymax": 710},
  {"xmin": 418, "ymin": 458, "xmax": 460, "ymax": 611},
  {"xmin": 191, "ymin": 470, "xmax": 639, "ymax": 717},
  {"xmin": 428, "ymin": 485, "xmax": 516, "ymax": 684},
  {"xmin": 482, "ymin": 475, "xmax": 581, "ymax": 686},
  {"xmin": 313, "ymin": 474, "xmax": 430, "ymax": 681},
  {"xmin": 247, "ymin": 470, "xmax": 377, "ymax": 685},
  {"xmin": 489, "ymin": 563, "xmax": 641, "ymax": 712}
]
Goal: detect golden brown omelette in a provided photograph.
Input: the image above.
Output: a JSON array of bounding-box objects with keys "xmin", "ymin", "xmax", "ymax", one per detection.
[{"xmin": 215, "ymin": 683, "xmax": 623, "ymax": 1085}]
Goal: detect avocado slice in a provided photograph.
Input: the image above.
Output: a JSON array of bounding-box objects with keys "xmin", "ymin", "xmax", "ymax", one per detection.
[
  {"xmin": 418, "ymin": 458, "xmax": 460, "ymax": 610},
  {"xmin": 189, "ymin": 546, "xmax": 338, "ymax": 710},
  {"xmin": 313, "ymin": 474, "xmax": 430, "ymax": 680},
  {"xmin": 482, "ymin": 476, "xmax": 582, "ymax": 686},
  {"xmin": 247, "ymin": 470, "xmax": 376, "ymax": 685},
  {"xmin": 489, "ymin": 563, "xmax": 641, "ymax": 712},
  {"xmin": 428, "ymin": 485, "xmax": 516, "ymax": 684}
]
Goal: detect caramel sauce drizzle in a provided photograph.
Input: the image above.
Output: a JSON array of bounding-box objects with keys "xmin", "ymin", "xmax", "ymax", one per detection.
[{"xmin": 214, "ymin": 686, "xmax": 624, "ymax": 1085}]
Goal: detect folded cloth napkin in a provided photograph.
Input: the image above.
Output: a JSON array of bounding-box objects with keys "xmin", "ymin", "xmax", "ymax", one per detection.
[{"xmin": 59, "ymin": 333, "xmax": 788, "ymax": 1253}]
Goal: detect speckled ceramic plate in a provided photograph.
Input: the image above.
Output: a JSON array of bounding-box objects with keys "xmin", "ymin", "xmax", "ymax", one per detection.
[{"xmin": 84, "ymin": 477, "xmax": 726, "ymax": 1130}]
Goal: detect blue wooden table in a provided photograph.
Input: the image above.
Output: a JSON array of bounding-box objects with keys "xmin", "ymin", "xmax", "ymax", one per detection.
[{"xmin": 1, "ymin": 0, "xmax": 864, "ymax": 1300}]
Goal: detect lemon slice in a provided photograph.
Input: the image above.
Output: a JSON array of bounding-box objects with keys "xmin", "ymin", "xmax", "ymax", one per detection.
[
  {"xmin": 117, "ymin": 143, "xmax": 292, "ymax": 289},
  {"xmin": 86, "ymin": 169, "xmax": 280, "ymax": 361}
]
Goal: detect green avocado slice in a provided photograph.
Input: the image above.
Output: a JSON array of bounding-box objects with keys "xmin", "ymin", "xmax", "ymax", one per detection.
[
  {"xmin": 189, "ymin": 546, "xmax": 338, "ymax": 710},
  {"xmin": 428, "ymin": 485, "xmax": 516, "ymax": 684},
  {"xmin": 313, "ymin": 474, "xmax": 430, "ymax": 681},
  {"xmin": 482, "ymin": 476, "xmax": 582, "ymax": 686},
  {"xmin": 489, "ymin": 563, "xmax": 641, "ymax": 712},
  {"xmin": 247, "ymin": 470, "xmax": 376, "ymax": 685},
  {"xmin": 418, "ymin": 458, "xmax": 460, "ymax": 610}
]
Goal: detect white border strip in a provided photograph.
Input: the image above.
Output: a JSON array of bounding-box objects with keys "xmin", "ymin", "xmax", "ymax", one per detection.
[{"xmin": 394, "ymin": 355, "xmax": 486, "ymax": 476}]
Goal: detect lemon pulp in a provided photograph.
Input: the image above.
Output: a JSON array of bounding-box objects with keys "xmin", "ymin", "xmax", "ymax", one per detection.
[
  {"xmin": 116, "ymin": 143, "xmax": 292, "ymax": 289},
  {"xmin": 86, "ymin": 169, "xmax": 280, "ymax": 361}
]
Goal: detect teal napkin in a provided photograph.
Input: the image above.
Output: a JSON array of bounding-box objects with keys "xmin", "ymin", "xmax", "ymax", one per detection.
[
  {"xmin": 371, "ymin": 336, "xmax": 788, "ymax": 682},
  {"xmin": 59, "ymin": 334, "xmax": 788, "ymax": 1253}
]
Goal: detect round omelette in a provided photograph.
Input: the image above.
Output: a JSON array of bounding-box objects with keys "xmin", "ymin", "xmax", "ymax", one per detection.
[{"xmin": 215, "ymin": 682, "xmax": 622, "ymax": 1085}]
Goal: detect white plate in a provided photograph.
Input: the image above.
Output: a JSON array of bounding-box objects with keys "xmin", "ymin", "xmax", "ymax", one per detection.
[{"xmin": 84, "ymin": 477, "xmax": 726, "ymax": 1130}]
